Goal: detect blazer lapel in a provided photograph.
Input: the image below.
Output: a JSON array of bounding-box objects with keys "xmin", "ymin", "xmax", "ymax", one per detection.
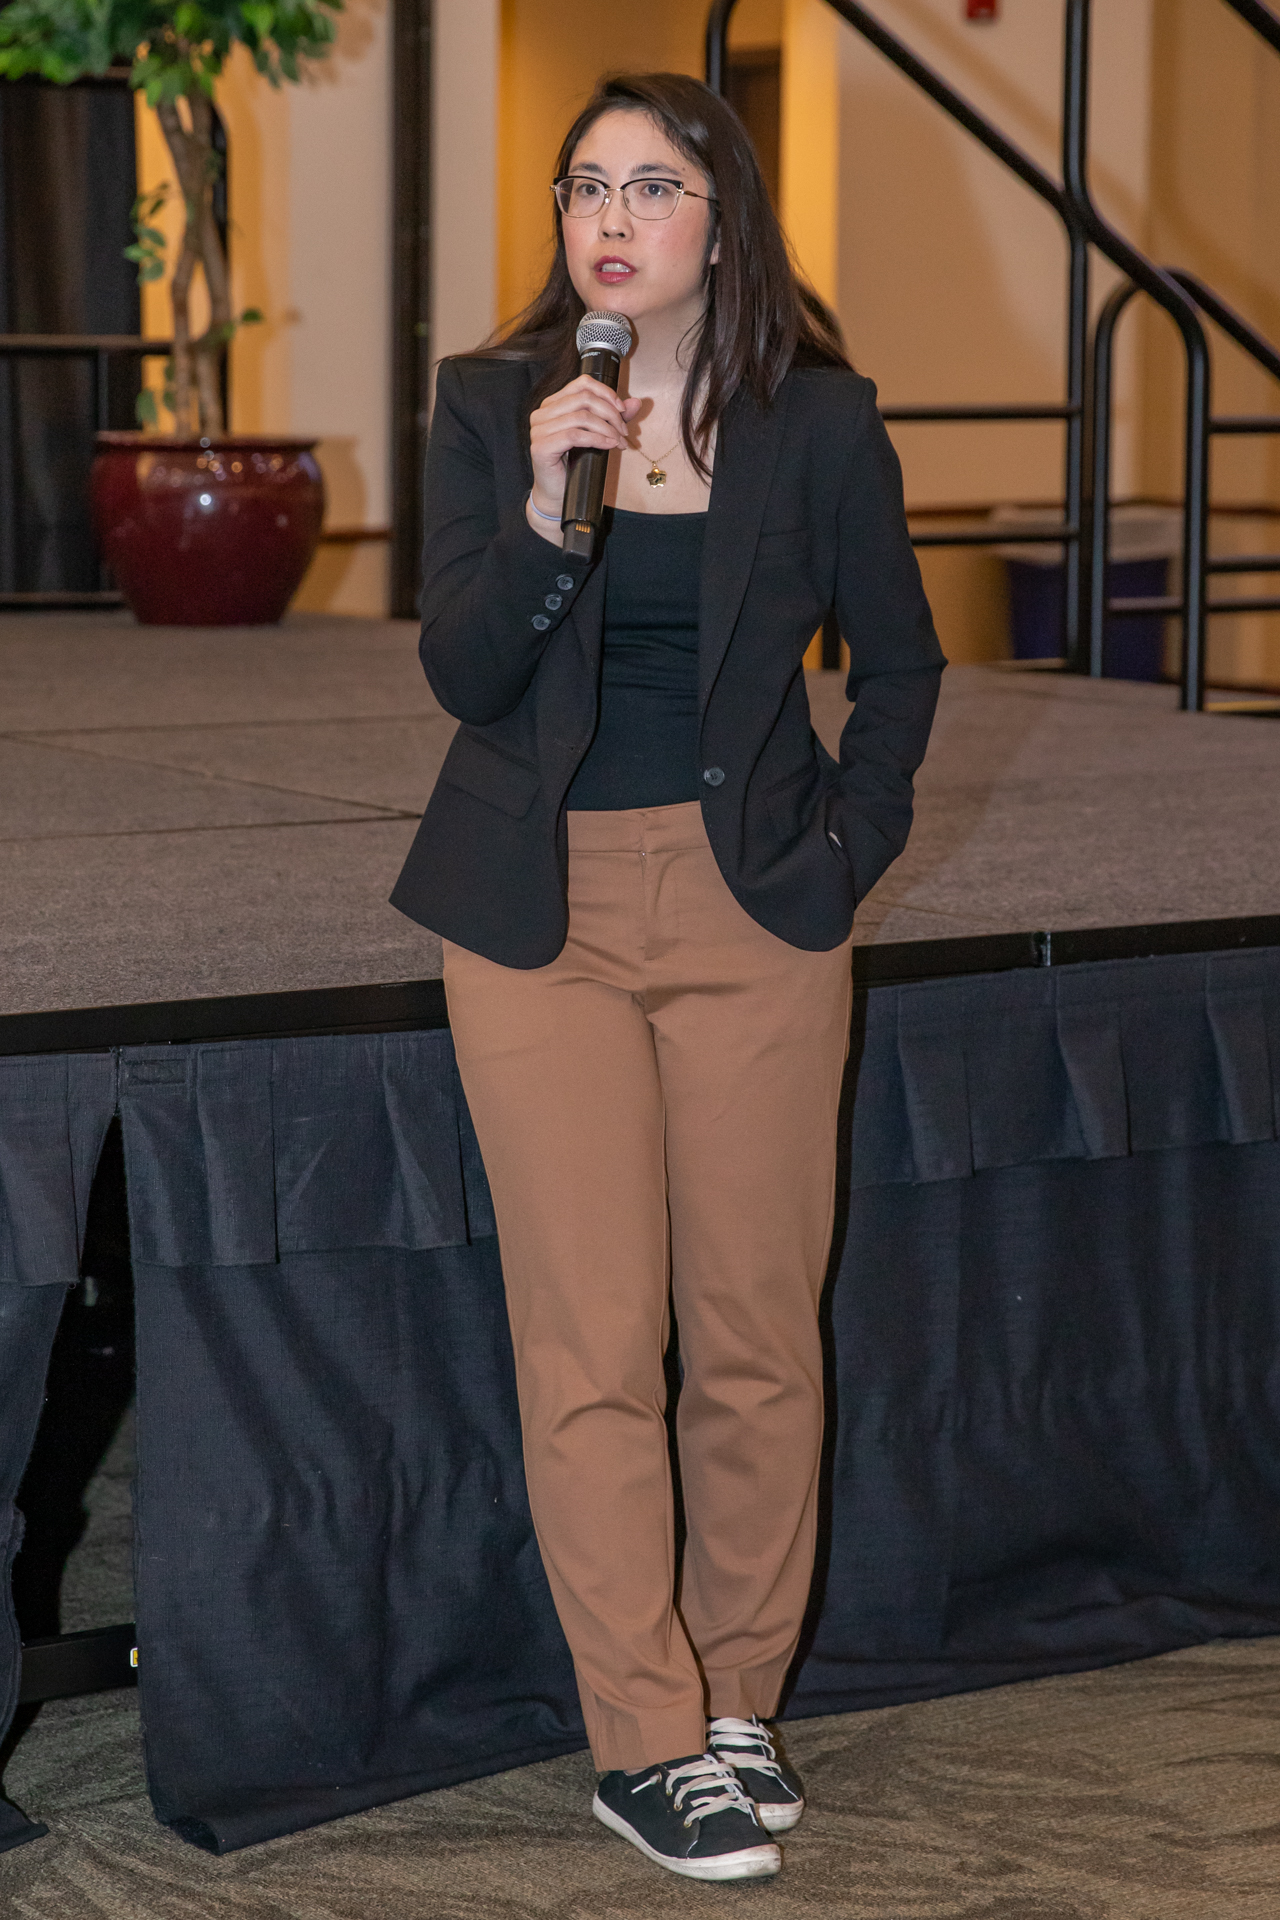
[{"xmin": 698, "ymin": 377, "xmax": 793, "ymax": 709}]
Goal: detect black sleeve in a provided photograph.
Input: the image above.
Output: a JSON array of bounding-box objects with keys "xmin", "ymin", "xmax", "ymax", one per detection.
[
  {"xmin": 826, "ymin": 379, "xmax": 946, "ymax": 903},
  {"xmin": 417, "ymin": 359, "xmax": 595, "ymax": 725}
]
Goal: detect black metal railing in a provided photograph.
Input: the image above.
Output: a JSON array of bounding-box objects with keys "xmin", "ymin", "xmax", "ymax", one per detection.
[
  {"xmin": 0, "ymin": 335, "xmax": 171, "ymax": 606},
  {"xmin": 1062, "ymin": 0, "xmax": 1215, "ymax": 708},
  {"xmin": 0, "ymin": 76, "xmax": 227, "ymax": 610},
  {"xmin": 705, "ymin": 0, "xmax": 1088, "ymax": 670},
  {"xmin": 705, "ymin": 0, "xmax": 1280, "ymax": 711},
  {"xmin": 1090, "ymin": 277, "xmax": 1280, "ymax": 707},
  {"xmin": 1085, "ymin": 0, "xmax": 1280, "ymax": 711},
  {"xmin": 1222, "ymin": 0, "xmax": 1280, "ymax": 53}
]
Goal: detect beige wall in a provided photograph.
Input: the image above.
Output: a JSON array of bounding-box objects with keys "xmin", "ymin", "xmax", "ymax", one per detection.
[
  {"xmin": 781, "ymin": 0, "xmax": 839, "ymax": 306},
  {"xmin": 432, "ymin": 0, "xmax": 500, "ymax": 366},
  {"xmin": 830, "ymin": 0, "xmax": 1159, "ymax": 664},
  {"xmin": 136, "ymin": 6, "xmax": 393, "ymax": 616}
]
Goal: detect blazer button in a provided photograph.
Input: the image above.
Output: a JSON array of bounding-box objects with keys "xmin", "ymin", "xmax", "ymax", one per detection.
[
  {"xmin": 531, "ymin": 614, "xmax": 551, "ymax": 630},
  {"xmin": 702, "ymin": 766, "xmax": 726, "ymax": 787},
  {"xmin": 556, "ymin": 574, "xmax": 575, "ymax": 591},
  {"xmin": 544, "ymin": 593, "xmax": 562, "ymax": 610}
]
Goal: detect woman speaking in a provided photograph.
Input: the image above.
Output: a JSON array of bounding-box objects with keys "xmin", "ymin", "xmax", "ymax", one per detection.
[{"xmin": 392, "ymin": 72, "xmax": 943, "ymax": 1884}]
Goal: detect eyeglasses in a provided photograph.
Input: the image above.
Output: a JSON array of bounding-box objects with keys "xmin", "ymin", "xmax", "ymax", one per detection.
[{"xmin": 553, "ymin": 175, "xmax": 717, "ymax": 222}]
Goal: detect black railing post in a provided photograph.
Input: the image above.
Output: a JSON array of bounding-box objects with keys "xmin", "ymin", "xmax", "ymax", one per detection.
[
  {"xmin": 1088, "ymin": 281, "xmax": 1139, "ymax": 677},
  {"xmin": 1183, "ymin": 355, "xmax": 1212, "ymax": 713},
  {"xmin": 1062, "ymin": 0, "xmax": 1211, "ymax": 710},
  {"xmin": 95, "ymin": 347, "xmax": 111, "ymax": 591},
  {"xmin": 390, "ymin": 0, "xmax": 433, "ymax": 620},
  {"xmin": 1168, "ymin": 271, "xmax": 1280, "ymax": 381},
  {"xmin": 1065, "ymin": 230, "xmax": 1090, "ymax": 670},
  {"xmin": 705, "ymin": 0, "xmax": 738, "ymax": 92}
]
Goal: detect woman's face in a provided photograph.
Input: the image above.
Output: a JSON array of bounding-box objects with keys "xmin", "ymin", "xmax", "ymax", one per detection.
[{"xmin": 560, "ymin": 110, "xmax": 719, "ymax": 334}]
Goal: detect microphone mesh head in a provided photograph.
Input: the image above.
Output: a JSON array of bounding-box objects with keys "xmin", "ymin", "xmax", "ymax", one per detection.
[{"xmin": 576, "ymin": 310, "xmax": 634, "ymax": 359}]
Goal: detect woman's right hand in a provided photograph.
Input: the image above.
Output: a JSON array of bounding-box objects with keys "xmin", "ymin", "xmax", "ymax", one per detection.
[{"xmin": 528, "ymin": 374, "xmax": 641, "ymax": 529}]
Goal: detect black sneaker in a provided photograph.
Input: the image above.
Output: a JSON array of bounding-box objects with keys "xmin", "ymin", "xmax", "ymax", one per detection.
[
  {"xmin": 592, "ymin": 1752, "xmax": 782, "ymax": 1881},
  {"xmin": 708, "ymin": 1716, "xmax": 805, "ymax": 1832}
]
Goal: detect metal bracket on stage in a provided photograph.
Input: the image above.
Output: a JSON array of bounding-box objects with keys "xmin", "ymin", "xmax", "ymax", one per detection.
[
  {"xmin": 18, "ymin": 1624, "xmax": 138, "ymax": 1705},
  {"xmin": 852, "ymin": 913, "xmax": 1280, "ymax": 990},
  {"xmin": 0, "ymin": 978, "xmax": 449, "ymax": 1059}
]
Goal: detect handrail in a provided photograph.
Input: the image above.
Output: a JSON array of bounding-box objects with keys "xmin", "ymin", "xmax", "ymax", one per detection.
[
  {"xmin": 1082, "ymin": 0, "xmax": 1280, "ymax": 709},
  {"xmin": 0, "ymin": 335, "xmax": 171, "ymax": 356},
  {"xmin": 1064, "ymin": 0, "xmax": 1213, "ymax": 708},
  {"xmin": 0, "ymin": 333, "xmax": 170, "ymax": 445},
  {"xmin": 707, "ymin": 0, "xmax": 1257, "ymax": 708},
  {"xmin": 0, "ymin": 334, "xmax": 171, "ymax": 607},
  {"xmin": 1090, "ymin": 271, "xmax": 1280, "ymax": 692},
  {"xmin": 780, "ymin": 0, "xmax": 1072, "ymax": 221},
  {"xmin": 1166, "ymin": 273, "xmax": 1280, "ymax": 386},
  {"xmin": 1220, "ymin": 0, "xmax": 1280, "ymax": 54},
  {"xmin": 703, "ymin": 0, "xmax": 735, "ymax": 95},
  {"xmin": 704, "ymin": 0, "xmax": 1090, "ymax": 665}
]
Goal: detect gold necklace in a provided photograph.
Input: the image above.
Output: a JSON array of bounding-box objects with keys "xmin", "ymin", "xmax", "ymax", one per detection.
[{"xmin": 638, "ymin": 435, "xmax": 681, "ymax": 488}]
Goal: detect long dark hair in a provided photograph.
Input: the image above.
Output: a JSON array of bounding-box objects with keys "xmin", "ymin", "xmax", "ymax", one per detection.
[{"xmin": 486, "ymin": 72, "xmax": 850, "ymax": 478}]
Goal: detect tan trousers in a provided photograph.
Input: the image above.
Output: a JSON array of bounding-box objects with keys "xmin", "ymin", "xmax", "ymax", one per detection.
[{"xmin": 442, "ymin": 801, "xmax": 853, "ymax": 1771}]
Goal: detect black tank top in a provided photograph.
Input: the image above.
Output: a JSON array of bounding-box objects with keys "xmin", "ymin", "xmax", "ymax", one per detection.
[{"xmin": 564, "ymin": 508, "xmax": 706, "ymax": 811}]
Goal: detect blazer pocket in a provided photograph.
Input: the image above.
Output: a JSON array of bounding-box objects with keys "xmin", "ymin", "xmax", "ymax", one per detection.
[
  {"xmin": 763, "ymin": 759, "xmax": 821, "ymax": 837},
  {"xmin": 439, "ymin": 730, "xmax": 542, "ymax": 819}
]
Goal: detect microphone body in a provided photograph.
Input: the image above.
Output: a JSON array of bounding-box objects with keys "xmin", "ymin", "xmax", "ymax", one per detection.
[{"xmin": 562, "ymin": 312, "xmax": 634, "ymax": 559}]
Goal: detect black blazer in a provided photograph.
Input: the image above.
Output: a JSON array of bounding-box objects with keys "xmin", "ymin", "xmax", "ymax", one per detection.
[{"xmin": 391, "ymin": 354, "xmax": 945, "ymax": 968}]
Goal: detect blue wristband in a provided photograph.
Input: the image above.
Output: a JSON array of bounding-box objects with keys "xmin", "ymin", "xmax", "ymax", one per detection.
[{"xmin": 527, "ymin": 492, "xmax": 561, "ymax": 525}]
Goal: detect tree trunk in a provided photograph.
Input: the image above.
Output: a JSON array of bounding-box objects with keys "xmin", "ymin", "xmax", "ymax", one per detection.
[
  {"xmin": 188, "ymin": 90, "xmax": 230, "ymax": 435},
  {"xmin": 155, "ymin": 88, "xmax": 229, "ymax": 436}
]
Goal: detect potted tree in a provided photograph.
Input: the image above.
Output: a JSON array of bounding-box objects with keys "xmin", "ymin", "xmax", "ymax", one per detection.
[{"xmin": 0, "ymin": 0, "xmax": 341, "ymax": 624}]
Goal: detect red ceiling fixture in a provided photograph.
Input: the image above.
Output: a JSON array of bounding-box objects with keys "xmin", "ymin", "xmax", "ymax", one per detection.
[{"xmin": 966, "ymin": 0, "xmax": 999, "ymax": 18}]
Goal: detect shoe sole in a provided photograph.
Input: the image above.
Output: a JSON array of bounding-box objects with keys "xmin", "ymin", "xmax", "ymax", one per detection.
[
  {"xmin": 758, "ymin": 1800, "xmax": 804, "ymax": 1833},
  {"xmin": 592, "ymin": 1795, "xmax": 782, "ymax": 1881}
]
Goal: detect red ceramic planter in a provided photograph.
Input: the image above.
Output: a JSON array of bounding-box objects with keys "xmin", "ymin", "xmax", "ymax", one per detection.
[{"xmin": 91, "ymin": 433, "xmax": 326, "ymax": 626}]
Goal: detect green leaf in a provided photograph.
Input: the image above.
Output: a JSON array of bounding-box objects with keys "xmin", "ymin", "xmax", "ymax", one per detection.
[
  {"xmin": 135, "ymin": 388, "xmax": 159, "ymax": 429},
  {"xmin": 239, "ymin": 307, "xmax": 264, "ymax": 325}
]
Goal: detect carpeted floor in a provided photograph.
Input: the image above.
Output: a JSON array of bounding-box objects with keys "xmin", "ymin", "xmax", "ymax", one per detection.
[{"xmin": 1, "ymin": 1638, "xmax": 1278, "ymax": 1918}]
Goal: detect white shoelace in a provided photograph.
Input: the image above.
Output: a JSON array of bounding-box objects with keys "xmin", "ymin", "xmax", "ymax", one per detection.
[
  {"xmin": 708, "ymin": 1716, "xmax": 786, "ymax": 1784},
  {"xmin": 631, "ymin": 1754, "xmax": 757, "ymax": 1827}
]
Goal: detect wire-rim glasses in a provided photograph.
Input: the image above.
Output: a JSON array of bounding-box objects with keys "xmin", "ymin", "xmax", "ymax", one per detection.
[{"xmin": 553, "ymin": 175, "xmax": 717, "ymax": 221}]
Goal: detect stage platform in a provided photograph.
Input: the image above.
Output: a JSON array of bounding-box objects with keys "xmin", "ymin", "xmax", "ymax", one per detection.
[
  {"xmin": 2, "ymin": 609, "xmax": 1280, "ymax": 1034},
  {"xmin": 5, "ymin": 609, "xmax": 1280, "ymax": 1859}
]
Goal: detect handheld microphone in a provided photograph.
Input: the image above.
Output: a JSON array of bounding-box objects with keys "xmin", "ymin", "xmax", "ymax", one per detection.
[{"xmin": 561, "ymin": 310, "xmax": 634, "ymax": 559}]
